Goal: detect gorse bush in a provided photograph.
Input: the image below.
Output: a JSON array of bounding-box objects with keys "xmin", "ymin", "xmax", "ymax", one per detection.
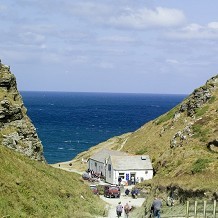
[
  {"xmin": 192, "ymin": 124, "xmax": 210, "ymax": 142},
  {"xmin": 192, "ymin": 158, "xmax": 211, "ymax": 174},
  {"xmin": 135, "ymin": 147, "xmax": 147, "ymax": 155},
  {"xmin": 195, "ymin": 106, "xmax": 209, "ymax": 117}
]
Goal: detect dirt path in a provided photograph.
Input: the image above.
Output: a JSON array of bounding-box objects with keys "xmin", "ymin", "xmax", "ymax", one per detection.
[{"xmin": 98, "ymin": 193, "xmax": 145, "ymax": 218}]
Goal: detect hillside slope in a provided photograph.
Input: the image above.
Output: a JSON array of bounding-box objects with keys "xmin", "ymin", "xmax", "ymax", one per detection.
[
  {"xmin": 0, "ymin": 143, "xmax": 105, "ymax": 217},
  {"xmin": 72, "ymin": 75, "xmax": 218, "ymax": 195}
]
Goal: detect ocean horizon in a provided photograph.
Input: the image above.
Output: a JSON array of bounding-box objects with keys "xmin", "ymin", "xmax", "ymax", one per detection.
[{"xmin": 21, "ymin": 91, "xmax": 187, "ymax": 164}]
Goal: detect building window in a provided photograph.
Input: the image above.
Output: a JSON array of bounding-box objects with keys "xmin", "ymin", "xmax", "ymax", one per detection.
[
  {"xmin": 95, "ymin": 162, "xmax": 97, "ymax": 167},
  {"xmin": 119, "ymin": 173, "xmax": 125, "ymax": 179},
  {"xmin": 108, "ymin": 164, "xmax": 111, "ymax": 171},
  {"xmin": 145, "ymin": 170, "xmax": 148, "ymax": 174}
]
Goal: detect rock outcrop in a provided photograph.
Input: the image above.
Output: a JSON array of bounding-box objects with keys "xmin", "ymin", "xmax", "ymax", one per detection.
[
  {"xmin": 179, "ymin": 75, "xmax": 217, "ymax": 117},
  {"xmin": 0, "ymin": 61, "xmax": 45, "ymax": 161}
]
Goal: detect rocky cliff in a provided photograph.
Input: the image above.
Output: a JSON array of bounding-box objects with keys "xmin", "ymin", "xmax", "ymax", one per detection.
[{"xmin": 0, "ymin": 61, "xmax": 45, "ymax": 161}]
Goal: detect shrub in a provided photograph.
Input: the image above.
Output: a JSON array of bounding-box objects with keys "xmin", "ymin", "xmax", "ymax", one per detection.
[
  {"xmin": 192, "ymin": 124, "xmax": 210, "ymax": 142},
  {"xmin": 195, "ymin": 106, "xmax": 209, "ymax": 117},
  {"xmin": 135, "ymin": 147, "xmax": 147, "ymax": 155},
  {"xmin": 192, "ymin": 158, "xmax": 211, "ymax": 174},
  {"xmin": 208, "ymin": 96, "xmax": 216, "ymax": 104}
]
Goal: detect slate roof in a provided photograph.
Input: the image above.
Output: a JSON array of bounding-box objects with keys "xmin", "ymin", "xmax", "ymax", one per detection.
[
  {"xmin": 89, "ymin": 149, "xmax": 128, "ymax": 163},
  {"xmin": 110, "ymin": 155, "xmax": 153, "ymax": 170}
]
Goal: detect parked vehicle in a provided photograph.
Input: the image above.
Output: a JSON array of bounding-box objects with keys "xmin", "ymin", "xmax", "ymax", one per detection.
[
  {"xmin": 104, "ymin": 185, "xmax": 120, "ymax": 198},
  {"xmin": 82, "ymin": 172, "xmax": 90, "ymax": 180},
  {"xmin": 89, "ymin": 185, "xmax": 99, "ymax": 195}
]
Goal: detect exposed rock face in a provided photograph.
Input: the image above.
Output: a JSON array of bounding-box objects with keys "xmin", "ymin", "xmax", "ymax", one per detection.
[
  {"xmin": 179, "ymin": 76, "xmax": 218, "ymax": 117},
  {"xmin": 0, "ymin": 61, "xmax": 45, "ymax": 161},
  {"xmin": 169, "ymin": 75, "xmax": 218, "ymax": 148}
]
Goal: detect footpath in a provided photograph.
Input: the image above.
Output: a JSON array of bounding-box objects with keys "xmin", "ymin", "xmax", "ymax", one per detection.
[{"xmin": 97, "ymin": 184, "xmax": 145, "ymax": 218}]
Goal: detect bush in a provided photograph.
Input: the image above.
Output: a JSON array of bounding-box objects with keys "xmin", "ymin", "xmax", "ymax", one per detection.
[
  {"xmin": 195, "ymin": 106, "xmax": 209, "ymax": 117},
  {"xmin": 192, "ymin": 124, "xmax": 210, "ymax": 142},
  {"xmin": 135, "ymin": 147, "xmax": 147, "ymax": 155},
  {"xmin": 192, "ymin": 158, "xmax": 211, "ymax": 174}
]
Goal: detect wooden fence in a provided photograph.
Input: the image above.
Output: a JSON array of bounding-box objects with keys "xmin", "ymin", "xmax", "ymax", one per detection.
[
  {"xmin": 161, "ymin": 200, "xmax": 217, "ymax": 218},
  {"xmin": 186, "ymin": 200, "xmax": 217, "ymax": 218}
]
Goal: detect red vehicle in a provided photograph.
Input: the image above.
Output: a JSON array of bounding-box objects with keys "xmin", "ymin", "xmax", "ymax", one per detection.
[
  {"xmin": 104, "ymin": 185, "xmax": 120, "ymax": 198},
  {"xmin": 89, "ymin": 185, "xmax": 99, "ymax": 195}
]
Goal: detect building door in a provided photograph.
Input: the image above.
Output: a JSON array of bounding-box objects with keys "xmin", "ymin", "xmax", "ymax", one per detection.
[{"xmin": 130, "ymin": 173, "xmax": 135, "ymax": 185}]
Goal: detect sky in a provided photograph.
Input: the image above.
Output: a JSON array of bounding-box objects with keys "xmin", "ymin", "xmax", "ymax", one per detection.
[{"xmin": 0, "ymin": 0, "xmax": 218, "ymax": 94}]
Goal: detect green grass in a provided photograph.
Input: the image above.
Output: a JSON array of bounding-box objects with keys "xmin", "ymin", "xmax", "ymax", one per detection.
[
  {"xmin": 135, "ymin": 147, "xmax": 148, "ymax": 155},
  {"xmin": 192, "ymin": 124, "xmax": 210, "ymax": 142},
  {"xmin": 0, "ymin": 145, "xmax": 106, "ymax": 218},
  {"xmin": 155, "ymin": 106, "xmax": 179, "ymax": 125},
  {"xmin": 195, "ymin": 105, "xmax": 209, "ymax": 117},
  {"xmin": 208, "ymin": 96, "xmax": 216, "ymax": 104},
  {"xmin": 191, "ymin": 158, "xmax": 211, "ymax": 174}
]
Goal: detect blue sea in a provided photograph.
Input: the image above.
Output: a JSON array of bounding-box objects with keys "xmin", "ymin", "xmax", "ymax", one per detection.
[{"xmin": 21, "ymin": 92, "xmax": 186, "ymax": 164}]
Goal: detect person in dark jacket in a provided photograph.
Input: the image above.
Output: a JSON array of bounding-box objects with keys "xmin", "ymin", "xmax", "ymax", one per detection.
[
  {"xmin": 152, "ymin": 196, "xmax": 162, "ymax": 218},
  {"xmin": 125, "ymin": 188, "xmax": 130, "ymax": 196}
]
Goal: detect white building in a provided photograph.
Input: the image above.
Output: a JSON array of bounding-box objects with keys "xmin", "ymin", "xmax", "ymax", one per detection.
[
  {"xmin": 88, "ymin": 149, "xmax": 128, "ymax": 176},
  {"xmin": 105, "ymin": 155, "xmax": 153, "ymax": 185},
  {"xmin": 88, "ymin": 149, "xmax": 153, "ymax": 184}
]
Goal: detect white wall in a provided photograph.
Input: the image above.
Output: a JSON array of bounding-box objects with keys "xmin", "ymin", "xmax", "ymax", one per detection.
[
  {"xmin": 105, "ymin": 157, "xmax": 114, "ymax": 184},
  {"xmin": 88, "ymin": 159, "xmax": 105, "ymax": 175},
  {"xmin": 105, "ymin": 157, "xmax": 153, "ymax": 184},
  {"xmin": 112, "ymin": 170, "xmax": 153, "ymax": 185}
]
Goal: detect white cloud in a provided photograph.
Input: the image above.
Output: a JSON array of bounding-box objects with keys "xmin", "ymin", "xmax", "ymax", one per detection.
[
  {"xmin": 208, "ymin": 22, "xmax": 218, "ymax": 29},
  {"xmin": 109, "ymin": 7, "xmax": 186, "ymax": 29},
  {"xmin": 166, "ymin": 59, "xmax": 179, "ymax": 64},
  {"xmin": 97, "ymin": 35, "xmax": 135, "ymax": 43},
  {"xmin": 18, "ymin": 31, "xmax": 45, "ymax": 44},
  {"xmin": 167, "ymin": 22, "xmax": 218, "ymax": 40},
  {"xmin": 67, "ymin": 2, "xmax": 113, "ymax": 17},
  {"xmin": 0, "ymin": 4, "xmax": 7, "ymax": 13},
  {"xmin": 96, "ymin": 61, "xmax": 114, "ymax": 69}
]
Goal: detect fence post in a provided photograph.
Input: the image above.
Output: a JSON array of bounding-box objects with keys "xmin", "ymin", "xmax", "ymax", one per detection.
[
  {"xmin": 213, "ymin": 200, "xmax": 216, "ymax": 218},
  {"xmin": 186, "ymin": 201, "xmax": 189, "ymax": 218},
  {"xmin": 203, "ymin": 200, "xmax": 206, "ymax": 218},
  {"xmin": 194, "ymin": 201, "xmax": 198, "ymax": 218}
]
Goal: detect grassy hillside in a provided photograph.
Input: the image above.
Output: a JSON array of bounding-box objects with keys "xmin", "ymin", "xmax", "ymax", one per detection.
[
  {"xmin": 0, "ymin": 145, "xmax": 106, "ymax": 218},
  {"xmin": 122, "ymin": 76, "xmax": 218, "ymax": 192},
  {"xmin": 71, "ymin": 75, "xmax": 218, "ymax": 196}
]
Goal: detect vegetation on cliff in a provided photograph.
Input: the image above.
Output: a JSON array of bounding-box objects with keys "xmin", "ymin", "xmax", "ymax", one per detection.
[{"xmin": 72, "ymin": 75, "xmax": 218, "ymax": 198}]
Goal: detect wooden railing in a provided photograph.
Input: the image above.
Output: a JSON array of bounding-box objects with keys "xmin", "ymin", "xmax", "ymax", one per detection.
[
  {"xmin": 160, "ymin": 200, "xmax": 217, "ymax": 218},
  {"xmin": 186, "ymin": 200, "xmax": 217, "ymax": 218}
]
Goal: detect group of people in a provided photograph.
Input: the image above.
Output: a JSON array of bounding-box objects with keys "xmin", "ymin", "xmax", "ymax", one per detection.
[
  {"xmin": 116, "ymin": 197, "xmax": 163, "ymax": 218},
  {"xmin": 124, "ymin": 188, "xmax": 139, "ymax": 199},
  {"xmin": 87, "ymin": 169, "xmax": 103, "ymax": 179},
  {"xmin": 116, "ymin": 202, "xmax": 132, "ymax": 218}
]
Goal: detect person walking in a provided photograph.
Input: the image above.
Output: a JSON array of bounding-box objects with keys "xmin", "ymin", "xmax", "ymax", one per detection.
[
  {"xmin": 116, "ymin": 202, "xmax": 123, "ymax": 217},
  {"xmin": 151, "ymin": 196, "xmax": 162, "ymax": 218},
  {"xmin": 124, "ymin": 202, "xmax": 130, "ymax": 218},
  {"xmin": 125, "ymin": 188, "xmax": 130, "ymax": 196}
]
